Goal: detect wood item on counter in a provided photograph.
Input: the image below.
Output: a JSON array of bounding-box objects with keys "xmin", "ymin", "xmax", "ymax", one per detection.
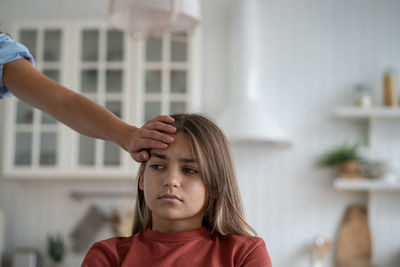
[
  {"xmin": 383, "ymin": 71, "xmax": 398, "ymax": 107},
  {"xmin": 336, "ymin": 206, "xmax": 376, "ymax": 267}
]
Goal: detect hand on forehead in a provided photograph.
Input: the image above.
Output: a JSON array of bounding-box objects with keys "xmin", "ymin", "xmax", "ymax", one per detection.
[{"xmin": 149, "ymin": 132, "xmax": 194, "ymax": 162}]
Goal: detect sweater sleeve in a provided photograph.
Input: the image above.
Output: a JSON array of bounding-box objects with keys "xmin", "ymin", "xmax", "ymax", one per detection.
[
  {"xmin": 240, "ymin": 237, "xmax": 272, "ymax": 267},
  {"xmin": 81, "ymin": 241, "xmax": 119, "ymax": 267}
]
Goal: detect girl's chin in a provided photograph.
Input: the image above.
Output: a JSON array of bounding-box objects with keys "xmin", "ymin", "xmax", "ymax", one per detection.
[{"xmin": 152, "ymin": 210, "xmax": 199, "ymax": 223}]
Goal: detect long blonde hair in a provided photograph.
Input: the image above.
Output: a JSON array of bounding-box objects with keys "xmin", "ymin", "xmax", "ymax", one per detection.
[{"xmin": 132, "ymin": 114, "xmax": 256, "ymax": 236}]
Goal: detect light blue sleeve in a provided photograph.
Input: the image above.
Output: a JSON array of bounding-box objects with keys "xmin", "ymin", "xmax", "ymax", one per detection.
[{"xmin": 0, "ymin": 33, "xmax": 35, "ymax": 99}]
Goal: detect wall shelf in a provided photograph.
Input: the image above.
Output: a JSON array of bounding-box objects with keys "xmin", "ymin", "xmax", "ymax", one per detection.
[
  {"xmin": 333, "ymin": 178, "xmax": 400, "ymax": 191},
  {"xmin": 334, "ymin": 106, "xmax": 400, "ymax": 118},
  {"xmin": 333, "ymin": 106, "xmax": 400, "ymax": 146}
]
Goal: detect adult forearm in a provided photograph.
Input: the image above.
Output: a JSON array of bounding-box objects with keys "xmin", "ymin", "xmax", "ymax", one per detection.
[
  {"xmin": 3, "ymin": 58, "xmax": 177, "ymax": 162},
  {"xmin": 61, "ymin": 90, "xmax": 136, "ymax": 148},
  {"xmin": 3, "ymin": 58, "xmax": 134, "ymax": 149}
]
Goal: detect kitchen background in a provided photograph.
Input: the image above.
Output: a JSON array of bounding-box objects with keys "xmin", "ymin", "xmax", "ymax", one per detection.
[{"xmin": 1, "ymin": 0, "xmax": 400, "ymax": 266}]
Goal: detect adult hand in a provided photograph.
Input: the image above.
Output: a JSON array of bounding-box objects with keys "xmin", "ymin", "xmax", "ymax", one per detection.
[{"xmin": 125, "ymin": 115, "xmax": 177, "ymax": 162}]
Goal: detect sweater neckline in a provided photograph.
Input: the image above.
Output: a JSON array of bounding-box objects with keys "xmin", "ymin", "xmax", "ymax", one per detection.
[{"xmin": 143, "ymin": 227, "xmax": 211, "ymax": 242}]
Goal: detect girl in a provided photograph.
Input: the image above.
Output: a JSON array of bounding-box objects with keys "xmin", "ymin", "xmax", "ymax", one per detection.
[{"xmin": 82, "ymin": 114, "xmax": 272, "ymax": 267}]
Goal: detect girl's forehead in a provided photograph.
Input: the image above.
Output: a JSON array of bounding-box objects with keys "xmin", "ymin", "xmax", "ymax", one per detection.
[{"xmin": 151, "ymin": 132, "xmax": 195, "ymax": 160}]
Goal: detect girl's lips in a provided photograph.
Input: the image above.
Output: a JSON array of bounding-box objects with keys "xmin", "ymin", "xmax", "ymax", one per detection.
[{"xmin": 159, "ymin": 194, "xmax": 183, "ymax": 202}]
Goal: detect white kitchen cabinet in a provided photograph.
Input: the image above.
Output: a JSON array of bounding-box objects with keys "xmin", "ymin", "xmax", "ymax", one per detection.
[{"xmin": 2, "ymin": 20, "xmax": 200, "ymax": 179}]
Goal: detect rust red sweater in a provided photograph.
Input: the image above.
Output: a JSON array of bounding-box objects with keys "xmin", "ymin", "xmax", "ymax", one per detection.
[{"xmin": 82, "ymin": 227, "xmax": 272, "ymax": 267}]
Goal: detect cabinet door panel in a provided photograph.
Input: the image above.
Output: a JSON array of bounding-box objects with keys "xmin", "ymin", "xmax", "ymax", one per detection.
[
  {"xmin": 171, "ymin": 32, "xmax": 187, "ymax": 62},
  {"xmin": 79, "ymin": 135, "xmax": 95, "ymax": 166},
  {"xmin": 14, "ymin": 132, "xmax": 32, "ymax": 166},
  {"xmin": 145, "ymin": 70, "xmax": 162, "ymax": 93},
  {"xmin": 82, "ymin": 30, "xmax": 99, "ymax": 62},
  {"xmin": 16, "ymin": 102, "xmax": 33, "ymax": 124},
  {"xmin": 40, "ymin": 133, "xmax": 57, "ymax": 166},
  {"xmin": 8, "ymin": 26, "xmax": 63, "ymax": 172},
  {"xmin": 170, "ymin": 102, "xmax": 186, "ymax": 114},
  {"xmin": 170, "ymin": 70, "xmax": 187, "ymax": 93},
  {"xmin": 146, "ymin": 37, "xmax": 162, "ymax": 62},
  {"xmin": 81, "ymin": 70, "xmax": 98, "ymax": 93},
  {"xmin": 104, "ymin": 141, "xmax": 120, "ymax": 166},
  {"xmin": 19, "ymin": 30, "xmax": 37, "ymax": 59},
  {"xmin": 142, "ymin": 31, "xmax": 194, "ymax": 121},
  {"xmin": 107, "ymin": 30, "xmax": 123, "ymax": 61},
  {"xmin": 106, "ymin": 70, "xmax": 122, "ymax": 93},
  {"xmin": 106, "ymin": 101, "xmax": 122, "ymax": 118},
  {"xmin": 44, "ymin": 30, "xmax": 61, "ymax": 62},
  {"xmin": 145, "ymin": 101, "xmax": 161, "ymax": 121}
]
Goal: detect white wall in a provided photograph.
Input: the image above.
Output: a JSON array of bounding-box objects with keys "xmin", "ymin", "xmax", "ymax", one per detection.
[
  {"xmin": 1, "ymin": 0, "xmax": 400, "ymax": 266},
  {"xmin": 223, "ymin": 1, "xmax": 400, "ymax": 266}
]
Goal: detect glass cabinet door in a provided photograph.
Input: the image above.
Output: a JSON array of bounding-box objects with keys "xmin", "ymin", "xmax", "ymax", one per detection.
[
  {"xmin": 77, "ymin": 28, "xmax": 125, "ymax": 168},
  {"xmin": 12, "ymin": 27, "xmax": 62, "ymax": 169},
  {"xmin": 142, "ymin": 32, "xmax": 190, "ymax": 123}
]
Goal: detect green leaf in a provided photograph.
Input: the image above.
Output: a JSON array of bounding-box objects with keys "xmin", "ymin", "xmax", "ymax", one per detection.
[{"xmin": 316, "ymin": 143, "xmax": 362, "ymax": 167}]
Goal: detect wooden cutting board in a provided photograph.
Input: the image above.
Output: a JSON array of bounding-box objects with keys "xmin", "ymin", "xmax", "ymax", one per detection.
[{"xmin": 336, "ymin": 205, "xmax": 375, "ymax": 267}]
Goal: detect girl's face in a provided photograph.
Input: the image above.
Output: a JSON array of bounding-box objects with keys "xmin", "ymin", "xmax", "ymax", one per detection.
[{"xmin": 140, "ymin": 132, "xmax": 206, "ymax": 232}]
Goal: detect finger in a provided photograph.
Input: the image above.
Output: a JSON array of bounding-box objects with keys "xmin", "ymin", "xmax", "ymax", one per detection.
[
  {"xmin": 136, "ymin": 139, "xmax": 169, "ymax": 150},
  {"xmin": 143, "ymin": 129, "xmax": 175, "ymax": 143},
  {"xmin": 148, "ymin": 121, "xmax": 177, "ymax": 134},
  {"xmin": 131, "ymin": 150, "xmax": 149, "ymax": 162},
  {"xmin": 131, "ymin": 153, "xmax": 142, "ymax": 162},
  {"xmin": 139, "ymin": 150, "xmax": 149, "ymax": 161},
  {"xmin": 147, "ymin": 115, "xmax": 175, "ymax": 123}
]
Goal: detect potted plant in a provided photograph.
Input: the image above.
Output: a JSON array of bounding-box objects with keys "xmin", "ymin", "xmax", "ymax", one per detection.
[
  {"xmin": 47, "ymin": 234, "xmax": 65, "ymax": 267},
  {"xmin": 316, "ymin": 143, "xmax": 364, "ymax": 178}
]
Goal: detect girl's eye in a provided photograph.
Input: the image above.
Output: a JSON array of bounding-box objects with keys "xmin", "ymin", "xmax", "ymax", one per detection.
[
  {"xmin": 183, "ymin": 167, "xmax": 198, "ymax": 174},
  {"xmin": 150, "ymin": 164, "xmax": 164, "ymax": 170}
]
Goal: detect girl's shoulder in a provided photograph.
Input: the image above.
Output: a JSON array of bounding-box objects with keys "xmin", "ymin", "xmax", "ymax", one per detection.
[
  {"xmin": 215, "ymin": 234, "xmax": 271, "ymax": 266},
  {"xmin": 218, "ymin": 233, "xmax": 265, "ymax": 245}
]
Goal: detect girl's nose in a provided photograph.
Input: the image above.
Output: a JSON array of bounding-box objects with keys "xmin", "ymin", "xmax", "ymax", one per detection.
[{"xmin": 162, "ymin": 169, "xmax": 181, "ymax": 188}]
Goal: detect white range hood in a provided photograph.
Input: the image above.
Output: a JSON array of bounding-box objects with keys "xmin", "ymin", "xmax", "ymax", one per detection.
[{"xmin": 218, "ymin": 0, "xmax": 290, "ymax": 146}]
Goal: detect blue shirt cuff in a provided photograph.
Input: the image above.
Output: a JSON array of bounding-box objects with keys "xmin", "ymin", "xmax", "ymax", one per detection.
[{"xmin": 0, "ymin": 33, "xmax": 35, "ymax": 99}]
